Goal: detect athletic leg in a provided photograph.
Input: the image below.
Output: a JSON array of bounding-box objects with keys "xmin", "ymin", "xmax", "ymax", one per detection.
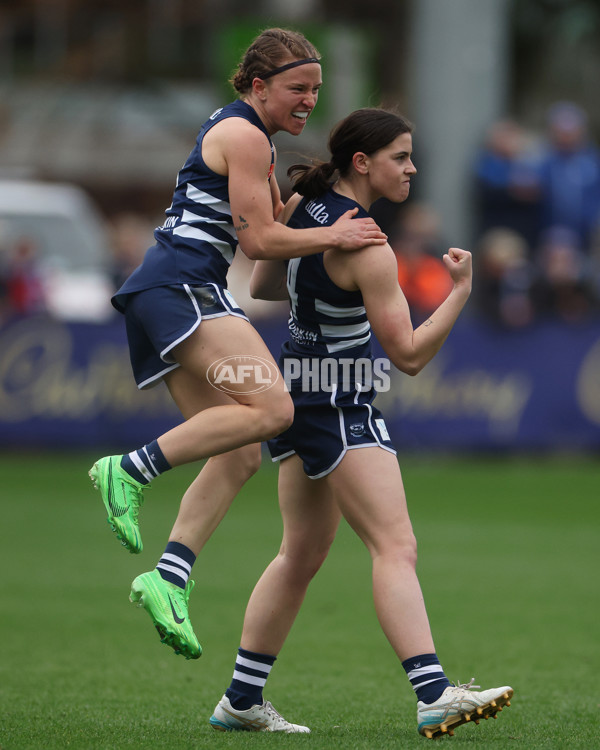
[
  {"xmin": 129, "ymin": 369, "xmax": 263, "ymax": 660},
  {"xmin": 90, "ymin": 314, "xmax": 290, "ymax": 553},
  {"xmin": 211, "ymin": 455, "xmax": 339, "ymax": 731},
  {"xmin": 239, "ymin": 455, "xmax": 341, "ymax": 656},
  {"xmin": 326, "ymin": 447, "xmax": 435, "ymax": 659},
  {"xmin": 326, "ymin": 448, "xmax": 513, "ymax": 738},
  {"xmin": 163, "ymin": 367, "xmax": 262, "ymax": 555},
  {"xmin": 157, "ymin": 316, "xmax": 293, "ymax": 466}
]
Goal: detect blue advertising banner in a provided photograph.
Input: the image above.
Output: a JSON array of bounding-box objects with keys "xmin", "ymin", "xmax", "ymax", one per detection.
[
  {"xmin": 0, "ymin": 314, "xmax": 599, "ymax": 451},
  {"xmin": 372, "ymin": 317, "xmax": 600, "ymax": 451},
  {"xmin": 0, "ymin": 315, "xmax": 179, "ymax": 449}
]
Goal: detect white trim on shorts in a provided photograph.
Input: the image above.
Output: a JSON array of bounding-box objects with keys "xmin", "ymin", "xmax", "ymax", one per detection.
[
  {"xmin": 210, "ymin": 285, "xmax": 250, "ymax": 320},
  {"xmin": 270, "ymin": 383, "xmax": 396, "ymax": 480},
  {"xmin": 138, "ymin": 363, "xmax": 180, "ymax": 390},
  {"xmin": 136, "ymin": 282, "xmax": 249, "ymax": 390},
  {"xmin": 160, "ymin": 284, "xmax": 203, "ymax": 361}
]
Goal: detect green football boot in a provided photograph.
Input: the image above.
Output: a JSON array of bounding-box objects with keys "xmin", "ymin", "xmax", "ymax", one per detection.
[
  {"xmin": 89, "ymin": 455, "xmax": 146, "ymax": 554},
  {"xmin": 129, "ymin": 569, "xmax": 202, "ymax": 660}
]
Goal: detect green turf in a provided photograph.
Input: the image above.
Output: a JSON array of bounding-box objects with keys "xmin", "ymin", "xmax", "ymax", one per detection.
[{"xmin": 1, "ymin": 452, "xmax": 598, "ymax": 749}]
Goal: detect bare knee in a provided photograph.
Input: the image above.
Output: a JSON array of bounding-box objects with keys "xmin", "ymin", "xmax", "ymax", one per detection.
[
  {"xmin": 254, "ymin": 392, "xmax": 294, "ymax": 440},
  {"xmin": 281, "ymin": 537, "xmax": 334, "ymax": 586},
  {"xmin": 374, "ymin": 529, "xmax": 418, "ymax": 569},
  {"xmin": 404, "ymin": 532, "xmax": 418, "ymax": 569},
  {"xmin": 271, "ymin": 391, "xmax": 294, "ymax": 435},
  {"xmin": 233, "ymin": 443, "xmax": 262, "ymax": 482}
]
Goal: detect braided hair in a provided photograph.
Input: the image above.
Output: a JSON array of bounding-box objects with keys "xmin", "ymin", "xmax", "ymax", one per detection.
[{"xmin": 231, "ymin": 28, "xmax": 320, "ymax": 94}]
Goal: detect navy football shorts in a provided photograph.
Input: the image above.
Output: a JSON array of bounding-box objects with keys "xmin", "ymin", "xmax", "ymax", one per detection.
[
  {"xmin": 268, "ymin": 385, "xmax": 396, "ymax": 479},
  {"xmin": 123, "ymin": 282, "xmax": 248, "ymax": 389}
]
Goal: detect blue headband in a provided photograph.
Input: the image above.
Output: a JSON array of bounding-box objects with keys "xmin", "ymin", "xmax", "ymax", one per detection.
[{"xmin": 259, "ymin": 58, "xmax": 321, "ymax": 80}]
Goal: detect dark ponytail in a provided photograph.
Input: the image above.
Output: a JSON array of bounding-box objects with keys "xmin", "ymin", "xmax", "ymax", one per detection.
[{"xmin": 287, "ymin": 160, "xmax": 337, "ymax": 200}]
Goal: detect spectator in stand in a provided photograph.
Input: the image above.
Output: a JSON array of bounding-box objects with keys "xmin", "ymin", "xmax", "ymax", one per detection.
[
  {"xmin": 108, "ymin": 212, "xmax": 155, "ymax": 290},
  {"xmin": 531, "ymin": 226, "xmax": 598, "ymax": 323},
  {"xmin": 473, "ymin": 118, "xmax": 541, "ymax": 250},
  {"xmin": 536, "ymin": 102, "xmax": 600, "ymax": 252},
  {"xmin": 390, "ymin": 203, "xmax": 453, "ymax": 324},
  {"xmin": 3, "ymin": 237, "xmax": 46, "ymax": 316},
  {"xmin": 475, "ymin": 228, "xmax": 536, "ymax": 328}
]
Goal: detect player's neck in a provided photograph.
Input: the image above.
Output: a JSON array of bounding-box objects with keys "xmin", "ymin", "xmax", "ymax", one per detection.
[{"xmin": 332, "ymin": 178, "xmax": 374, "ymax": 212}]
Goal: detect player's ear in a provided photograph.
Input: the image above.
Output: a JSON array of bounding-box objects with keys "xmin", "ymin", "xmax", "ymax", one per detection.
[
  {"xmin": 352, "ymin": 152, "xmax": 369, "ymax": 175},
  {"xmin": 252, "ymin": 77, "xmax": 268, "ymax": 101}
]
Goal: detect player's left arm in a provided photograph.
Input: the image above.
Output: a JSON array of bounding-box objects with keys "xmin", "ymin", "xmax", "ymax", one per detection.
[
  {"xmin": 270, "ymin": 171, "xmax": 285, "ymax": 221},
  {"xmin": 249, "ymin": 192, "xmax": 304, "ymax": 301}
]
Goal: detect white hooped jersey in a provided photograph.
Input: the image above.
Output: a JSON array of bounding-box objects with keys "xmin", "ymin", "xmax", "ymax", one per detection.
[
  {"xmin": 284, "ymin": 188, "xmax": 372, "ymax": 358},
  {"xmin": 112, "ymin": 100, "xmax": 274, "ymax": 312}
]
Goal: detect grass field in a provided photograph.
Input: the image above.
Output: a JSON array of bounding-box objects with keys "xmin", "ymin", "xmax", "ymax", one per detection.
[{"xmin": 0, "ymin": 452, "xmax": 598, "ymax": 749}]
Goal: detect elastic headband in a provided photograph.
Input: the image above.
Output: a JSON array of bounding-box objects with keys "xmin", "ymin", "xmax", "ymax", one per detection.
[{"xmin": 259, "ymin": 58, "xmax": 321, "ymax": 80}]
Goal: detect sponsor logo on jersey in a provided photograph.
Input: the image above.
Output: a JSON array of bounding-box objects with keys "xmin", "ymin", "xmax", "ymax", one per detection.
[
  {"xmin": 289, "ymin": 320, "xmax": 318, "ymax": 346},
  {"xmin": 305, "ymin": 199, "xmax": 329, "ymax": 225}
]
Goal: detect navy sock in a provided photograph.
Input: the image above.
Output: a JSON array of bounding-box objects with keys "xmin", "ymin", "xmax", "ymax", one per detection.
[
  {"xmin": 156, "ymin": 542, "xmax": 196, "ymax": 589},
  {"xmin": 120, "ymin": 439, "xmax": 171, "ymax": 485},
  {"xmin": 402, "ymin": 653, "xmax": 452, "ymax": 704},
  {"xmin": 225, "ymin": 648, "xmax": 276, "ymax": 710}
]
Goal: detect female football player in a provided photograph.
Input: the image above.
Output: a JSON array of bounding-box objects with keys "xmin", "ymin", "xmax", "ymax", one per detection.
[
  {"xmin": 88, "ymin": 29, "xmax": 386, "ymax": 670},
  {"xmin": 211, "ymin": 108, "xmax": 513, "ymax": 737}
]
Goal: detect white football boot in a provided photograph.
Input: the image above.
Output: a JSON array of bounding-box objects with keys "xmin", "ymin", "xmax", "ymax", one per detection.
[
  {"xmin": 210, "ymin": 694, "xmax": 310, "ymax": 733},
  {"xmin": 417, "ymin": 678, "xmax": 513, "ymax": 739}
]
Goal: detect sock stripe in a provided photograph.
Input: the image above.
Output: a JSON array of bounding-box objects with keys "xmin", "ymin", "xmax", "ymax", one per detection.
[
  {"xmin": 407, "ymin": 665, "xmax": 444, "ymax": 683},
  {"xmin": 402, "ymin": 653, "xmax": 451, "ymax": 704},
  {"xmin": 142, "ymin": 446, "xmax": 160, "ymax": 476},
  {"xmin": 411, "ymin": 676, "xmax": 447, "ymax": 689},
  {"xmin": 236, "ymin": 655, "xmax": 274, "ymax": 673},
  {"xmin": 160, "ymin": 553, "xmax": 192, "ymax": 574},
  {"xmin": 156, "ymin": 562, "xmax": 188, "ymax": 582},
  {"xmin": 232, "ymin": 670, "xmax": 267, "ymax": 687},
  {"xmin": 128, "ymin": 452, "xmax": 155, "ymax": 482},
  {"xmin": 234, "ymin": 664, "xmax": 272, "ymax": 680},
  {"xmin": 156, "ymin": 542, "xmax": 196, "ymax": 590},
  {"xmin": 226, "ymin": 648, "xmax": 277, "ymax": 711}
]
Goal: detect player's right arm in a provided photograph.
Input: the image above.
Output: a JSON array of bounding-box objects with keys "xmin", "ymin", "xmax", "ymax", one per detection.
[
  {"xmin": 204, "ymin": 118, "xmax": 387, "ymax": 261},
  {"xmin": 326, "ymin": 242, "xmax": 472, "ymax": 376}
]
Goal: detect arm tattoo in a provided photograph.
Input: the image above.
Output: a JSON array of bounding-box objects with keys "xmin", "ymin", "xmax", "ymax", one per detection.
[
  {"xmin": 423, "ymin": 318, "xmax": 434, "ymax": 327},
  {"xmin": 235, "ymin": 214, "xmax": 249, "ymax": 233}
]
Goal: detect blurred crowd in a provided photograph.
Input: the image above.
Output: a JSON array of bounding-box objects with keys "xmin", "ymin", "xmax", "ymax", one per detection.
[
  {"xmin": 2, "ymin": 100, "xmax": 600, "ymax": 329},
  {"xmin": 472, "ymin": 101, "xmax": 600, "ymax": 327},
  {"xmin": 389, "ymin": 100, "xmax": 600, "ymax": 328}
]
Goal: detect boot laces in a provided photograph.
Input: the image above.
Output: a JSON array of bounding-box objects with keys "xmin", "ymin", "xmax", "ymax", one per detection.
[
  {"xmin": 263, "ymin": 702, "xmax": 288, "ymax": 728},
  {"xmin": 453, "ymin": 677, "xmax": 481, "ymax": 691}
]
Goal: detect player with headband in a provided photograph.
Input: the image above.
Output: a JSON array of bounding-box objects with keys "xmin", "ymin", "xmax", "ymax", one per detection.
[{"xmin": 88, "ymin": 28, "xmax": 387, "ymax": 695}]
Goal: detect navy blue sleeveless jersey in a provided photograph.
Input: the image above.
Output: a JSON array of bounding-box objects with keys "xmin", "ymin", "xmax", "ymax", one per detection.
[
  {"xmin": 268, "ymin": 188, "xmax": 396, "ymax": 477},
  {"xmin": 284, "ymin": 188, "xmax": 372, "ymax": 360},
  {"xmin": 112, "ymin": 100, "xmax": 274, "ymax": 312}
]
